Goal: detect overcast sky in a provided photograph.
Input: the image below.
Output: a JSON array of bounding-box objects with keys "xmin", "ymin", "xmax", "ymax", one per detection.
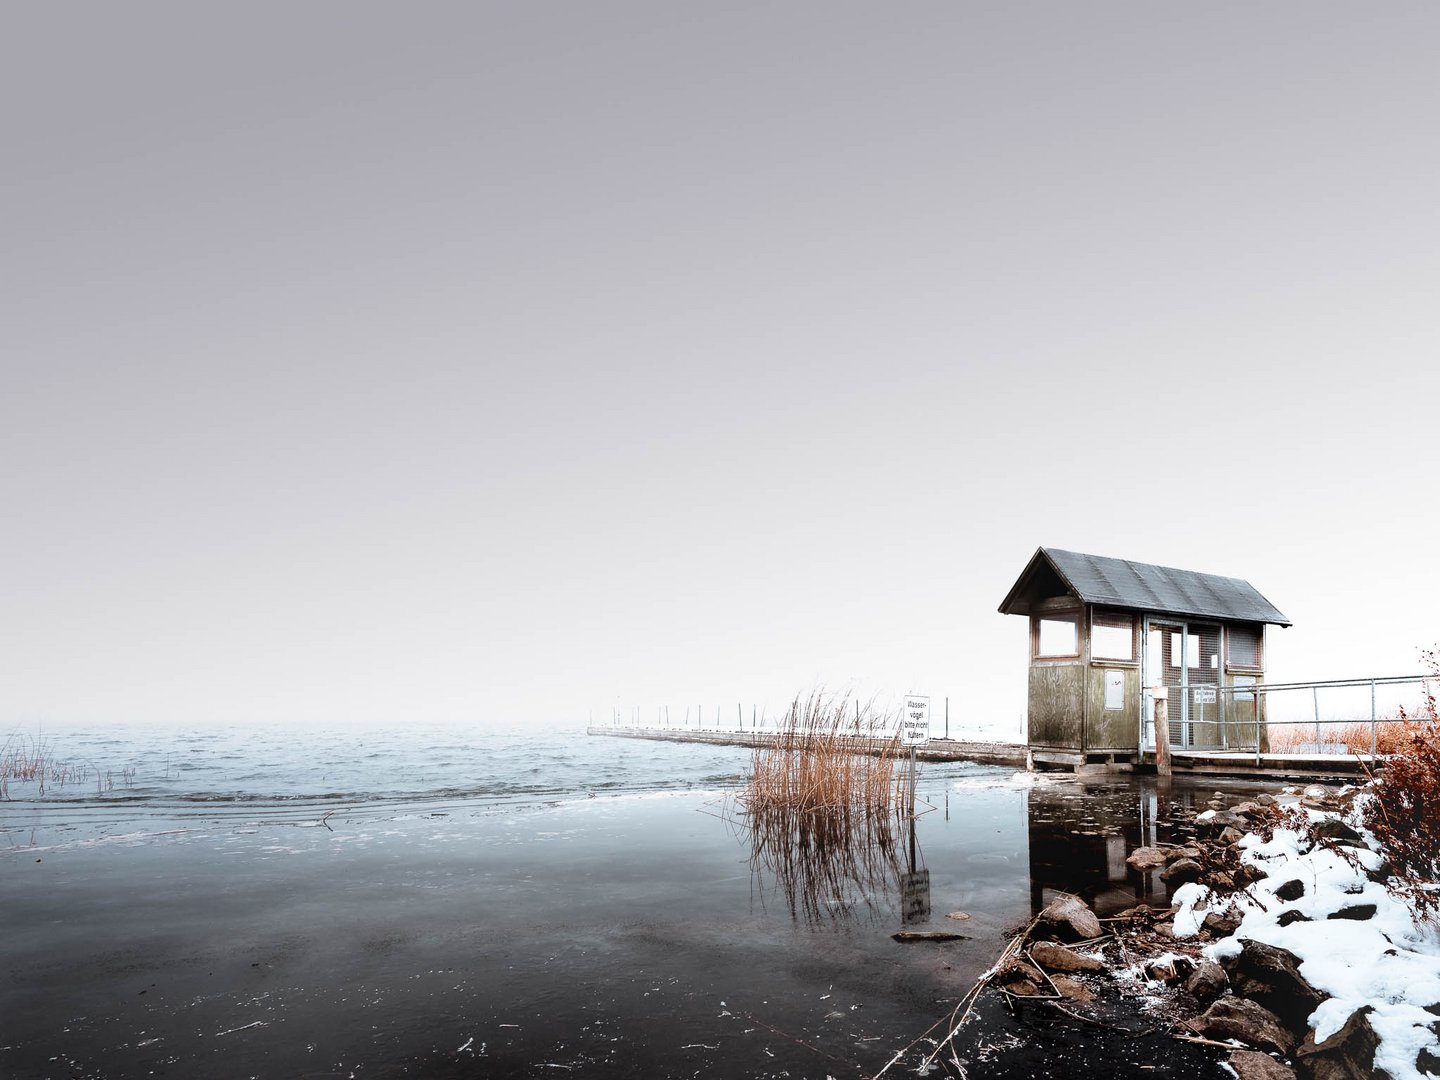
[{"xmin": 5, "ymin": 3, "xmax": 1438, "ymax": 734}]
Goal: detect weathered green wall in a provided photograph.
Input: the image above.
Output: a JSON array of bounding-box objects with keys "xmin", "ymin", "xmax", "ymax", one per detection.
[
  {"xmin": 1028, "ymin": 664, "xmax": 1083, "ymax": 749},
  {"xmin": 1084, "ymin": 665, "xmax": 1140, "ymax": 751}
]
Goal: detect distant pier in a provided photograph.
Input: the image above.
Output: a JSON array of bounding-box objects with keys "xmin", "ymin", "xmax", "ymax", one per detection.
[{"xmin": 585, "ymin": 725, "xmax": 1028, "ymax": 768}]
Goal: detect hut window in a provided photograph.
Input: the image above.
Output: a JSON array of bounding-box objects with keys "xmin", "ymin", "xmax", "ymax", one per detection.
[
  {"xmin": 1228, "ymin": 626, "xmax": 1263, "ymax": 670},
  {"xmin": 1034, "ymin": 614, "xmax": 1079, "ymax": 658},
  {"xmin": 1092, "ymin": 613, "xmax": 1135, "ymax": 661}
]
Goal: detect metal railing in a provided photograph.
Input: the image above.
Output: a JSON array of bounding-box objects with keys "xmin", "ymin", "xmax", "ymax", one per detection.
[{"xmin": 1167, "ymin": 674, "xmax": 1434, "ymax": 765}]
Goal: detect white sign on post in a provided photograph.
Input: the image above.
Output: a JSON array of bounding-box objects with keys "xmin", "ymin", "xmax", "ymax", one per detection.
[
  {"xmin": 901, "ymin": 695, "xmax": 931, "ymax": 746},
  {"xmin": 1193, "ymin": 686, "xmax": 1217, "ymax": 705}
]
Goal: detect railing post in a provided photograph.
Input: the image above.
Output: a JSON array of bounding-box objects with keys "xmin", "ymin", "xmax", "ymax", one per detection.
[
  {"xmin": 1313, "ymin": 686, "xmax": 1321, "ymax": 750},
  {"xmin": 1371, "ymin": 679, "xmax": 1378, "ymax": 760},
  {"xmin": 1255, "ymin": 691, "xmax": 1261, "ymax": 767}
]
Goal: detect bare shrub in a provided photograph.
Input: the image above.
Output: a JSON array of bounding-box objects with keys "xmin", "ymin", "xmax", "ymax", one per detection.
[{"xmin": 1355, "ymin": 648, "xmax": 1440, "ymax": 918}]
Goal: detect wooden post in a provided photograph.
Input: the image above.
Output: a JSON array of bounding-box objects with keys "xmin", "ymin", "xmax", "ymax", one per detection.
[{"xmin": 1153, "ymin": 688, "xmax": 1171, "ymax": 777}]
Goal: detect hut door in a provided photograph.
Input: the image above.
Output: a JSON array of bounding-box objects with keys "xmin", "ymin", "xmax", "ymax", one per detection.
[{"xmin": 1145, "ymin": 621, "xmax": 1222, "ymax": 750}]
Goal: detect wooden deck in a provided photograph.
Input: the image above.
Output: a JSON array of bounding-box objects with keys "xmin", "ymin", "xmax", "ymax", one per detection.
[{"xmin": 588, "ymin": 726, "xmax": 1384, "ymax": 781}]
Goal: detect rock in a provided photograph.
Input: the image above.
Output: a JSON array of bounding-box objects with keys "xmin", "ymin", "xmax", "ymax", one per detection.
[
  {"xmin": 1145, "ymin": 954, "xmax": 1195, "ymax": 984},
  {"xmin": 1229, "ymin": 1049, "xmax": 1298, "ymax": 1080},
  {"xmin": 1199, "ymin": 809, "xmax": 1247, "ymax": 837},
  {"xmin": 1166, "ymin": 844, "xmax": 1203, "ymax": 863},
  {"xmin": 1127, "ymin": 846, "xmax": 1168, "ymax": 871},
  {"xmin": 1037, "ymin": 893, "xmax": 1102, "ymax": 942},
  {"xmin": 1191, "ymin": 996, "xmax": 1297, "ymax": 1056},
  {"xmin": 1231, "ymin": 800, "xmax": 1266, "ymax": 818},
  {"xmin": 1302, "ymin": 785, "xmax": 1340, "ymax": 810},
  {"xmin": 1050, "ymin": 974, "xmax": 1096, "ymax": 1003},
  {"xmin": 1293, "ymin": 1006, "xmax": 1378, "ymax": 1080},
  {"xmin": 1365, "ymin": 856, "xmax": 1394, "ymax": 883},
  {"xmin": 1222, "ymin": 940, "xmax": 1327, "ymax": 1035},
  {"xmin": 1113, "ymin": 903, "xmax": 1153, "ymax": 920},
  {"xmin": 1255, "ymin": 793, "xmax": 1278, "ymax": 806},
  {"xmin": 1275, "ymin": 878, "xmax": 1306, "ymax": 902},
  {"xmin": 1206, "ymin": 871, "xmax": 1237, "ymax": 892},
  {"xmin": 1203, "ymin": 908, "xmax": 1243, "ymax": 937},
  {"xmin": 1417, "ymin": 1046, "xmax": 1440, "ymax": 1076},
  {"xmin": 1162, "ymin": 857, "xmax": 1204, "ymax": 885},
  {"xmin": 1311, "ymin": 818, "xmax": 1365, "ymax": 846},
  {"xmin": 1326, "ymin": 904, "xmax": 1377, "ymax": 921},
  {"xmin": 995, "ymin": 957, "xmax": 1046, "ymax": 996},
  {"xmin": 1277, "ymin": 910, "xmax": 1312, "ymax": 927},
  {"xmin": 1029, "ymin": 940, "xmax": 1106, "ymax": 974},
  {"xmin": 1186, "ymin": 960, "xmax": 1229, "ymax": 1004},
  {"xmin": 1219, "ymin": 826, "xmax": 1246, "ymax": 845}
]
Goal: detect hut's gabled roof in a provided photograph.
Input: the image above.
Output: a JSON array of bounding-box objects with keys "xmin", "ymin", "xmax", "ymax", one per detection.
[{"xmin": 998, "ymin": 547, "xmax": 1291, "ymax": 627}]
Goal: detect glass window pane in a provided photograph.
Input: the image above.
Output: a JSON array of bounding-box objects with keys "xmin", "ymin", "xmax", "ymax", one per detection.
[
  {"xmin": 1037, "ymin": 617, "xmax": 1078, "ymax": 657},
  {"xmin": 1092, "ymin": 617, "xmax": 1134, "ymax": 660}
]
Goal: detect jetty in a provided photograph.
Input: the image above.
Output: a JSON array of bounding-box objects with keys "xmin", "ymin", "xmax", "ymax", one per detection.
[{"xmin": 586, "ymin": 725, "xmax": 1028, "ymax": 768}]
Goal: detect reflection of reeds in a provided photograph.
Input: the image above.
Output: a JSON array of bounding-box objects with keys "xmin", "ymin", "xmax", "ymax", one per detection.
[{"xmin": 735, "ymin": 694, "xmax": 908, "ymax": 923}]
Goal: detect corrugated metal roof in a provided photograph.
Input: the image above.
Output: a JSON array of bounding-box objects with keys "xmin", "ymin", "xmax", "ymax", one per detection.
[{"xmin": 999, "ymin": 547, "xmax": 1291, "ymax": 626}]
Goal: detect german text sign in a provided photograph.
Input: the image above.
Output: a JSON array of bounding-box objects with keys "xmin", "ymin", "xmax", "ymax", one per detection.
[{"xmin": 901, "ymin": 696, "xmax": 931, "ymax": 746}]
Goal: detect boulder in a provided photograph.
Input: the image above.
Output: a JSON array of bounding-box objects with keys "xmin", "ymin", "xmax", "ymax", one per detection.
[
  {"xmin": 1144, "ymin": 954, "xmax": 1195, "ymax": 984},
  {"xmin": 1049, "ymin": 974, "xmax": 1096, "ymax": 1003},
  {"xmin": 1203, "ymin": 908, "xmax": 1243, "ymax": 937},
  {"xmin": 1126, "ymin": 846, "xmax": 1168, "ymax": 871},
  {"xmin": 1199, "ymin": 809, "xmax": 1247, "ymax": 836},
  {"xmin": 1311, "ymin": 818, "xmax": 1364, "ymax": 846},
  {"xmin": 1277, "ymin": 910, "xmax": 1312, "ymax": 927},
  {"xmin": 1185, "ymin": 960, "xmax": 1229, "ymax": 1004},
  {"xmin": 1191, "ymin": 996, "xmax": 1297, "ymax": 1056},
  {"xmin": 1219, "ymin": 826, "xmax": 1247, "ymax": 845},
  {"xmin": 1222, "ymin": 940, "xmax": 1327, "ymax": 1035},
  {"xmin": 995, "ymin": 957, "xmax": 1046, "ymax": 997},
  {"xmin": 1274, "ymin": 879, "xmax": 1306, "ymax": 902},
  {"xmin": 1167, "ymin": 844, "xmax": 1203, "ymax": 863},
  {"xmin": 1326, "ymin": 904, "xmax": 1377, "ymax": 922},
  {"xmin": 1030, "ymin": 940, "xmax": 1105, "ymax": 974},
  {"xmin": 1162, "ymin": 857, "xmax": 1203, "ymax": 885},
  {"xmin": 1293, "ymin": 1006, "xmax": 1378, "ymax": 1080},
  {"xmin": 1254, "ymin": 793, "xmax": 1278, "ymax": 806},
  {"xmin": 1036, "ymin": 894, "xmax": 1102, "ymax": 942},
  {"xmin": 1229, "ymin": 1049, "xmax": 1298, "ymax": 1080}
]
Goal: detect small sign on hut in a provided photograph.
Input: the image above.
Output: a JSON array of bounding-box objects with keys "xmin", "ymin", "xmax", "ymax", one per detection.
[{"xmin": 998, "ymin": 548, "xmax": 1290, "ymax": 770}]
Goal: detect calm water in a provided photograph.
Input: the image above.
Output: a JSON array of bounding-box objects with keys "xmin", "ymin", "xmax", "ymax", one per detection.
[{"xmin": 1, "ymin": 724, "xmax": 1269, "ymax": 1078}]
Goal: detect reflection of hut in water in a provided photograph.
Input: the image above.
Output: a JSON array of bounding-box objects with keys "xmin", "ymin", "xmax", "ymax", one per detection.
[
  {"xmin": 1025, "ymin": 782, "xmax": 1204, "ymax": 916},
  {"xmin": 1000, "ymin": 548, "xmax": 1290, "ymax": 771}
]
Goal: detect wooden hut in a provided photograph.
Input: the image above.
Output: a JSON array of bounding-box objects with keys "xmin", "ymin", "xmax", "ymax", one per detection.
[{"xmin": 998, "ymin": 548, "xmax": 1291, "ymax": 770}]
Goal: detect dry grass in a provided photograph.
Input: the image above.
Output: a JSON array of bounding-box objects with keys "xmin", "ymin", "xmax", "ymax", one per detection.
[
  {"xmin": 734, "ymin": 693, "xmax": 909, "ymax": 922},
  {"xmin": 1266, "ymin": 717, "xmax": 1436, "ymax": 756}
]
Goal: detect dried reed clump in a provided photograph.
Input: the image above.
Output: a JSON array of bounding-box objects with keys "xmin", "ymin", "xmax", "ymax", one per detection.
[
  {"xmin": 742, "ymin": 693, "xmax": 903, "ymax": 817},
  {"xmin": 737, "ymin": 694, "xmax": 908, "ymax": 922}
]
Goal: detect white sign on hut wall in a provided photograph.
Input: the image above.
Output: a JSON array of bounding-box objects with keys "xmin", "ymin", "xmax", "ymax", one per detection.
[
  {"xmin": 1193, "ymin": 686, "xmax": 1217, "ymax": 706},
  {"xmin": 901, "ymin": 696, "xmax": 931, "ymax": 745},
  {"xmin": 1104, "ymin": 670, "xmax": 1125, "ymax": 711}
]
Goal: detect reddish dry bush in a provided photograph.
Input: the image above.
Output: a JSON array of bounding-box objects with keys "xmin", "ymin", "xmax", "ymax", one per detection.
[{"xmin": 1357, "ymin": 649, "xmax": 1440, "ymax": 918}]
